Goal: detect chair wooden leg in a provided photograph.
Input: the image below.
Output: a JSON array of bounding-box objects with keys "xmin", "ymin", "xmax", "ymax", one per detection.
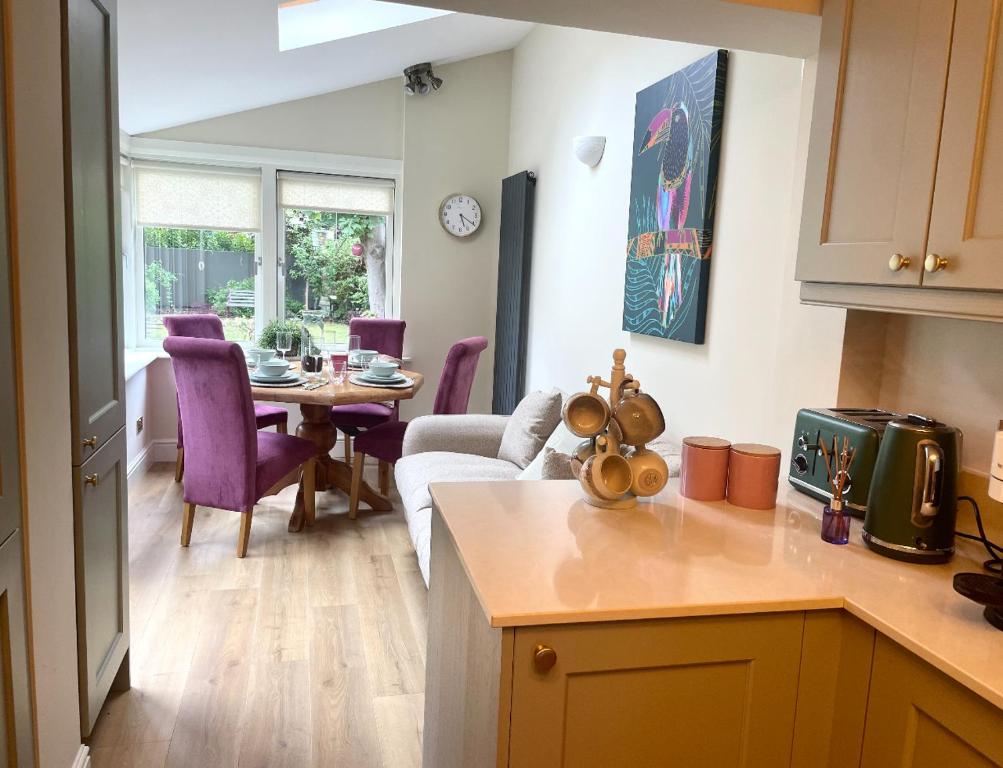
[
  {"xmin": 343, "ymin": 433, "xmax": 352, "ymax": 464},
  {"xmin": 237, "ymin": 510, "xmax": 253, "ymax": 558},
  {"xmin": 379, "ymin": 460, "xmax": 390, "ymax": 496},
  {"xmin": 174, "ymin": 447, "xmax": 185, "ymax": 482},
  {"xmin": 181, "ymin": 502, "xmax": 196, "ymax": 547},
  {"xmin": 277, "ymin": 422, "xmax": 287, "ymax": 435},
  {"xmin": 349, "ymin": 452, "xmax": 365, "ymax": 520},
  {"xmin": 303, "ymin": 457, "xmax": 316, "ymax": 527}
]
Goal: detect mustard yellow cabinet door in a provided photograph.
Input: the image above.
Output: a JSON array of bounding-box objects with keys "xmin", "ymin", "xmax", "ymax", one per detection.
[
  {"xmin": 508, "ymin": 613, "xmax": 804, "ymax": 768},
  {"xmin": 796, "ymin": 0, "xmax": 954, "ymax": 286},
  {"xmin": 926, "ymin": 0, "xmax": 1003, "ymax": 290},
  {"xmin": 861, "ymin": 635, "xmax": 1003, "ymax": 767}
]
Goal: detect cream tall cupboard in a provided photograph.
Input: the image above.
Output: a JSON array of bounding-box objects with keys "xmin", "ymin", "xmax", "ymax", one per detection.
[
  {"xmin": 797, "ymin": 0, "xmax": 1003, "ymax": 317},
  {"xmin": 63, "ymin": 0, "xmax": 131, "ymax": 738}
]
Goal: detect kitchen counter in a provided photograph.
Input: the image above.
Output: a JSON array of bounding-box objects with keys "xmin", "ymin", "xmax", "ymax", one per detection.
[{"xmin": 429, "ymin": 479, "xmax": 1003, "ymax": 710}]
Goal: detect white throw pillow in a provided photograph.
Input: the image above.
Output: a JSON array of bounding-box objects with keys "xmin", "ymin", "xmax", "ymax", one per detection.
[
  {"xmin": 517, "ymin": 418, "xmax": 583, "ymax": 480},
  {"xmin": 497, "ymin": 389, "xmax": 564, "ymax": 469}
]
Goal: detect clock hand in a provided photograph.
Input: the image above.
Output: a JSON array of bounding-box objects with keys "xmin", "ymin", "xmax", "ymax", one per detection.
[{"xmin": 459, "ymin": 214, "xmax": 474, "ymax": 228}]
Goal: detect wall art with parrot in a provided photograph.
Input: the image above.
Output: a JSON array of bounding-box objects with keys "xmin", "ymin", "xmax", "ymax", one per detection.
[{"xmin": 623, "ymin": 49, "xmax": 728, "ymax": 345}]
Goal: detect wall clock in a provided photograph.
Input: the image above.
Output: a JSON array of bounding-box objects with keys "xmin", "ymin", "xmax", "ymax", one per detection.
[{"xmin": 439, "ymin": 193, "xmax": 482, "ymax": 238}]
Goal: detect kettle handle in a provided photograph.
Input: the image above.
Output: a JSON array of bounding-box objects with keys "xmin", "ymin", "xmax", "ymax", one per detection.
[{"xmin": 918, "ymin": 442, "xmax": 944, "ymax": 520}]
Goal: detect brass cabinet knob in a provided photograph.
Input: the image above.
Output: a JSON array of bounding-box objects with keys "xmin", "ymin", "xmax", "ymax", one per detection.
[
  {"xmin": 925, "ymin": 253, "xmax": 949, "ymax": 273},
  {"xmin": 82, "ymin": 436, "xmax": 98, "ymax": 449},
  {"xmin": 888, "ymin": 253, "xmax": 911, "ymax": 272},
  {"xmin": 83, "ymin": 474, "xmax": 99, "ymax": 487},
  {"xmin": 533, "ymin": 644, "xmax": 557, "ymax": 674}
]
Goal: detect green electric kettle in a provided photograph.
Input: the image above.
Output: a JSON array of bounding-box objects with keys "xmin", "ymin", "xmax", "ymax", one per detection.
[{"xmin": 863, "ymin": 414, "xmax": 961, "ymax": 564}]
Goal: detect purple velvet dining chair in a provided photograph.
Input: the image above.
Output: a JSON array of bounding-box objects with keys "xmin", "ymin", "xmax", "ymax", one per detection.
[
  {"xmin": 331, "ymin": 317, "xmax": 406, "ymax": 478},
  {"xmin": 348, "ymin": 336, "xmax": 488, "ymax": 519},
  {"xmin": 164, "ymin": 337, "xmax": 317, "ymax": 558},
  {"xmin": 163, "ymin": 314, "xmax": 289, "ymax": 483}
]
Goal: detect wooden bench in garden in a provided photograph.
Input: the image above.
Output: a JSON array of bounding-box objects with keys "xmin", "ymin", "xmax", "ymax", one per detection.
[{"xmin": 226, "ymin": 289, "xmax": 255, "ymax": 310}]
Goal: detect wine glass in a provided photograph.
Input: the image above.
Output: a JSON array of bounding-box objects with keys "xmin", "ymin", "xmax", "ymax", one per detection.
[{"xmin": 276, "ymin": 332, "xmax": 292, "ymax": 361}]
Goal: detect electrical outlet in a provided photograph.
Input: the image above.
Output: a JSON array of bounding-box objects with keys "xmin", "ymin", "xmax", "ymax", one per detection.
[{"xmin": 136, "ymin": 416, "xmax": 144, "ymax": 434}]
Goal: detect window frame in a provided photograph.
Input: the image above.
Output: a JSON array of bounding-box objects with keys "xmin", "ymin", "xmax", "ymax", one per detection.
[{"xmin": 119, "ymin": 135, "xmax": 403, "ymax": 348}]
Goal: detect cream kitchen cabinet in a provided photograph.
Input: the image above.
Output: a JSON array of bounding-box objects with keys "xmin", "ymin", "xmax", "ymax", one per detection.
[
  {"xmin": 797, "ymin": 0, "xmax": 1003, "ymax": 318},
  {"xmin": 861, "ymin": 635, "xmax": 1003, "ymax": 767}
]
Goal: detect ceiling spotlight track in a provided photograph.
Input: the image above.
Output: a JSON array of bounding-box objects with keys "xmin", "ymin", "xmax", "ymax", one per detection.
[{"xmin": 403, "ymin": 62, "xmax": 443, "ymax": 96}]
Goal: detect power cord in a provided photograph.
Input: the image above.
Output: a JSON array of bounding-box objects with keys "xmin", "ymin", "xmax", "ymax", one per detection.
[{"xmin": 955, "ymin": 495, "xmax": 1003, "ymax": 576}]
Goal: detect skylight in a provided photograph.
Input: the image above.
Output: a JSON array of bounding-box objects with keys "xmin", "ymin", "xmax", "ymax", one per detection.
[{"xmin": 278, "ymin": 0, "xmax": 454, "ymax": 52}]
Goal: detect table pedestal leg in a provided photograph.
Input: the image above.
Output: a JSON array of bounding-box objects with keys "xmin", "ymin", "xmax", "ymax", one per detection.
[{"xmin": 288, "ymin": 403, "xmax": 395, "ymax": 531}]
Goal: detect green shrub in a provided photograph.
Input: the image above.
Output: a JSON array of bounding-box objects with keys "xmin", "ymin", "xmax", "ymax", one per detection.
[{"xmin": 258, "ymin": 319, "xmax": 302, "ymax": 356}]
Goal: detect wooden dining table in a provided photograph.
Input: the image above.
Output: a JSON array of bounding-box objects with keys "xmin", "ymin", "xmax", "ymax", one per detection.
[{"xmin": 250, "ymin": 365, "xmax": 424, "ymax": 532}]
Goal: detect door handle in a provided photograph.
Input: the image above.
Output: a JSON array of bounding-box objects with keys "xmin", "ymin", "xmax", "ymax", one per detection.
[
  {"xmin": 82, "ymin": 435, "xmax": 98, "ymax": 449},
  {"xmin": 84, "ymin": 474, "xmax": 99, "ymax": 487}
]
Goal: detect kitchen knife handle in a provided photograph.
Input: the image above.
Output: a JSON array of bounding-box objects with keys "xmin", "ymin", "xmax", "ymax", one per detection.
[{"xmin": 918, "ymin": 442, "xmax": 943, "ymax": 520}]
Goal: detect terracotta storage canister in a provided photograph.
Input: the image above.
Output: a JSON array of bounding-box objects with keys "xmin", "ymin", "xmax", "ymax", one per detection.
[
  {"xmin": 680, "ymin": 436, "xmax": 732, "ymax": 501},
  {"xmin": 727, "ymin": 443, "xmax": 782, "ymax": 510}
]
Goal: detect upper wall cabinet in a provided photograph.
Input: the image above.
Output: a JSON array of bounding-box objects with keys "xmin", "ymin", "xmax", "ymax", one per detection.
[
  {"xmin": 798, "ymin": 0, "xmax": 1003, "ymax": 319},
  {"xmin": 926, "ymin": 0, "xmax": 1003, "ymax": 290},
  {"xmin": 797, "ymin": 0, "xmax": 954, "ymax": 287}
]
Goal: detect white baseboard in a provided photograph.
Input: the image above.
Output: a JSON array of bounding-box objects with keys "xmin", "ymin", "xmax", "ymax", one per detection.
[
  {"xmin": 127, "ymin": 439, "xmax": 177, "ymax": 478},
  {"xmin": 71, "ymin": 744, "xmax": 90, "ymax": 768}
]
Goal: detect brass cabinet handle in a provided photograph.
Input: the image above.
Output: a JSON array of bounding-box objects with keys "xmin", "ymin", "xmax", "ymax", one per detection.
[
  {"xmin": 888, "ymin": 253, "xmax": 911, "ymax": 272},
  {"xmin": 82, "ymin": 436, "xmax": 98, "ymax": 449},
  {"xmin": 83, "ymin": 474, "xmax": 99, "ymax": 487},
  {"xmin": 925, "ymin": 253, "xmax": 949, "ymax": 273},
  {"xmin": 533, "ymin": 644, "xmax": 557, "ymax": 674}
]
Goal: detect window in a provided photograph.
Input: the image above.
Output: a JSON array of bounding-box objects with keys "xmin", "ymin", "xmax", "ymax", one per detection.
[
  {"xmin": 134, "ymin": 163, "xmax": 262, "ymax": 342},
  {"xmin": 278, "ymin": 173, "xmax": 394, "ymax": 345},
  {"xmin": 121, "ymin": 143, "xmax": 401, "ymax": 349}
]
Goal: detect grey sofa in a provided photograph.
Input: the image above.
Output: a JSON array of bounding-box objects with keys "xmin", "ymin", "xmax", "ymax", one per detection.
[{"xmin": 395, "ymin": 414, "xmax": 526, "ymax": 586}]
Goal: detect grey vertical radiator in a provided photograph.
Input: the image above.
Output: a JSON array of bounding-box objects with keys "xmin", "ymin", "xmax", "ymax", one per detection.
[{"xmin": 492, "ymin": 171, "xmax": 537, "ymax": 415}]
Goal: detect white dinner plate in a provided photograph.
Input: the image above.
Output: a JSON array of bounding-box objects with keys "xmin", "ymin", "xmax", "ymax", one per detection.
[
  {"xmin": 349, "ymin": 373, "xmax": 414, "ymax": 390},
  {"xmin": 356, "ymin": 371, "xmax": 407, "ymax": 385},
  {"xmin": 250, "ymin": 375, "xmax": 307, "ymax": 388},
  {"xmin": 250, "ymin": 371, "xmax": 299, "ymax": 383}
]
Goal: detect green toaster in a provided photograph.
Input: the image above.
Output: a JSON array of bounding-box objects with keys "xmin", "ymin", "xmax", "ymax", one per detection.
[{"xmin": 788, "ymin": 408, "xmax": 903, "ymax": 518}]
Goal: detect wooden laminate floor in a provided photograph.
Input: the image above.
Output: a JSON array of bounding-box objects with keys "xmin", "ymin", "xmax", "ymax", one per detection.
[{"xmin": 89, "ymin": 462, "xmax": 428, "ymax": 768}]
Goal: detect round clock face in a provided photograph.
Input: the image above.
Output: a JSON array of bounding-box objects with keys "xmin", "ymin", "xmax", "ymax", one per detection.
[{"xmin": 439, "ymin": 194, "xmax": 482, "ymax": 238}]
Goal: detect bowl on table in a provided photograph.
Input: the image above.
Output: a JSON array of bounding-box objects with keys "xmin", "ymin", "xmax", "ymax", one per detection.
[
  {"xmin": 256, "ymin": 359, "xmax": 291, "ymax": 379},
  {"xmin": 350, "ymin": 349, "xmax": 378, "ymax": 367},
  {"xmin": 366, "ymin": 359, "xmax": 400, "ymax": 379},
  {"xmin": 247, "ymin": 348, "xmax": 276, "ymax": 365}
]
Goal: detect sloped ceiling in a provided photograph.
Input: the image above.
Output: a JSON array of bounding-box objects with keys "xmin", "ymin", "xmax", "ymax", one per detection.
[{"xmin": 119, "ymin": 0, "xmax": 532, "ymax": 134}]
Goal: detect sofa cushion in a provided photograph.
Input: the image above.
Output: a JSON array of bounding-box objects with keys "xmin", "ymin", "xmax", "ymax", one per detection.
[
  {"xmin": 395, "ymin": 451, "xmax": 522, "ymax": 585},
  {"xmin": 541, "ymin": 448, "xmax": 576, "ymax": 480},
  {"xmin": 497, "ymin": 389, "xmax": 563, "ymax": 469},
  {"xmin": 517, "ymin": 420, "xmax": 583, "ymax": 480}
]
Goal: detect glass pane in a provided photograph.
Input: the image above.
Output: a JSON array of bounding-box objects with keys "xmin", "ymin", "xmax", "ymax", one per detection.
[
  {"xmin": 143, "ymin": 227, "xmax": 258, "ymax": 342},
  {"xmin": 282, "ymin": 209, "xmax": 387, "ymax": 343}
]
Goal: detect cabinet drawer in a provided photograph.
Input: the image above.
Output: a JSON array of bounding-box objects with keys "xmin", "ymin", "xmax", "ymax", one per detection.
[{"xmin": 509, "ymin": 613, "xmax": 804, "ymax": 768}]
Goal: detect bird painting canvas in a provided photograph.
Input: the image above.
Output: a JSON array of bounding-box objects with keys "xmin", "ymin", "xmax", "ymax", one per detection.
[{"xmin": 623, "ymin": 50, "xmax": 728, "ymax": 345}]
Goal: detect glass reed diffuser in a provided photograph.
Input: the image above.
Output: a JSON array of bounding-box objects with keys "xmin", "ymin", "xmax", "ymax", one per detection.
[{"xmin": 819, "ymin": 435, "xmax": 855, "ymax": 546}]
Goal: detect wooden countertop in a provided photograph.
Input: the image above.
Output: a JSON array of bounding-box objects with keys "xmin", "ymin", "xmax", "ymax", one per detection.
[{"xmin": 429, "ymin": 479, "xmax": 1003, "ymax": 710}]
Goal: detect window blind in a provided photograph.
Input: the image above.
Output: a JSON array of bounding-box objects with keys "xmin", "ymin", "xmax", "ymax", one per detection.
[
  {"xmin": 277, "ymin": 172, "xmax": 394, "ymax": 216},
  {"xmin": 134, "ymin": 163, "xmax": 262, "ymax": 232}
]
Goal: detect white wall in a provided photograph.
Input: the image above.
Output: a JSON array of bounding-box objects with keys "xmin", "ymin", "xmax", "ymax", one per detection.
[
  {"xmin": 399, "ymin": 51, "xmax": 512, "ymax": 414},
  {"xmin": 508, "ymin": 26, "xmax": 846, "ymax": 457},
  {"xmin": 146, "ymin": 77, "xmax": 405, "ymax": 159},
  {"xmin": 10, "ymin": 0, "xmax": 84, "ymax": 763}
]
